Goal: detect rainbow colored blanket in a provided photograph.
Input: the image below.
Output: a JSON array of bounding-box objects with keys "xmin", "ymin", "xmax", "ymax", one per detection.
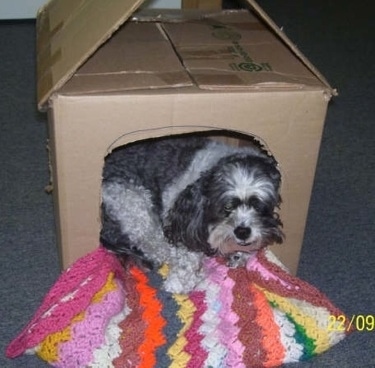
[{"xmin": 6, "ymin": 247, "xmax": 352, "ymax": 367}]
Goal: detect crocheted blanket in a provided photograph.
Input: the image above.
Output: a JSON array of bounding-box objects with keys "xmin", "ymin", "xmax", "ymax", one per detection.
[{"xmin": 6, "ymin": 247, "xmax": 352, "ymax": 367}]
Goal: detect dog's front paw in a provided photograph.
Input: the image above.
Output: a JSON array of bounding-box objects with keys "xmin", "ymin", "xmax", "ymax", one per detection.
[
  {"xmin": 162, "ymin": 276, "xmax": 188, "ymax": 294},
  {"xmin": 162, "ymin": 267, "xmax": 203, "ymax": 294},
  {"xmin": 160, "ymin": 248, "xmax": 205, "ymax": 294},
  {"xmin": 227, "ymin": 252, "xmax": 253, "ymax": 268}
]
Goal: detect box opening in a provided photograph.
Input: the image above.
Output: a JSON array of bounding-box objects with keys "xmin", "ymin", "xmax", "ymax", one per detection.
[
  {"xmin": 100, "ymin": 128, "xmax": 282, "ymax": 254},
  {"xmin": 102, "ymin": 128, "xmax": 281, "ymax": 203},
  {"xmin": 104, "ymin": 129, "xmax": 278, "ymax": 166}
]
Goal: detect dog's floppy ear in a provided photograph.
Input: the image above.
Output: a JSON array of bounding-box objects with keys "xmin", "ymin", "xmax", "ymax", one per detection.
[
  {"xmin": 258, "ymin": 153, "xmax": 282, "ymax": 205},
  {"xmin": 261, "ymin": 153, "xmax": 281, "ymax": 186},
  {"xmin": 163, "ymin": 178, "xmax": 213, "ymax": 255}
]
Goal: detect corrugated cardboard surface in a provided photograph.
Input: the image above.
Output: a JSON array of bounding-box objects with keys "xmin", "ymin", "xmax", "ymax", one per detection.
[
  {"xmin": 59, "ymin": 10, "xmax": 326, "ymax": 97},
  {"xmin": 163, "ymin": 11, "xmax": 322, "ymax": 90},
  {"xmin": 37, "ymin": 0, "xmax": 146, "ymax": 109},
  {"xmin": 37, "ymin": 0, "xmax": 333, "ymax": 110},
  {"xmin": 48, "ymin": 89, "xmax": 329, "ymax": 273},
  {"xmin": 37, "ymin": 1, "xmax": 333, "ymax": 273},
  {"xmin": 61, "ymin": 22, "xmax": 193, "ymax": 94}
]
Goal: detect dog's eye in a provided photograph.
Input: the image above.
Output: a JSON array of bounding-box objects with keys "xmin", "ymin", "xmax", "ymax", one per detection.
[
  {"xmin": 223, "ymin": 198, "xmax": 241, "ymax": 214},
  {"xmin": 248, "ymin": 197, "xmax": 265, "ymax": 213},
  {"xmin": 224, "ymin": 203, "xmax": 234, "ymax": 213}
]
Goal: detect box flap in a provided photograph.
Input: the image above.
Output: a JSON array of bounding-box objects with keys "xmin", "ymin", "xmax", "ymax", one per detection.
[
  {"xmin": 58, "ymin": 21, "xmax": 193, "ymax": 95},
  {"xmin": 37, "ymin": 0, "xmax": 146, "ymax": 110},
  {"xmin": 243, "ymin": 0, "xmax": 335, "ymax": 94},
  {"xmin": 163, "ymin": 10, "xmax": 325, "ymax": 91},
  {"xmin": 37, "ymin": 0, "xmax": 335, "ymax": 110}
]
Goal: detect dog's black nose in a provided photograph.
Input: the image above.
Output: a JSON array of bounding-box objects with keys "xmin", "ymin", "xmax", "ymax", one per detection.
[{"xmin": 234, "ymin": 226, "xmax": 251, "ymax": 241}]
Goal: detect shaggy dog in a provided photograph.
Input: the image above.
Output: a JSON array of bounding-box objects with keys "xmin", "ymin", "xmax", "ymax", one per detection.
[{"xmin": 100, "ymin": 136, "xmax": 283, "ymax": 293}]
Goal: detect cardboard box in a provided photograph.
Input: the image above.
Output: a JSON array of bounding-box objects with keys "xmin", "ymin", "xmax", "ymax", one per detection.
[{"xmin": 36, "ymin": 0, "xmax": 335, "ymax": 273}]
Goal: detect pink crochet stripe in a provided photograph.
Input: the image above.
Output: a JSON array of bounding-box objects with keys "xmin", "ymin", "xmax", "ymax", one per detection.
[
  {"xmin": 214, "ymin": 260, "xmax": 245, "ymax": 368},
  {"xmin": 57, "ymin": 279, "xmax": 125, "ymax": 368},
  {"xmin": 247, "ymin": 255, "xmax": 291, "ymax": 289},
  {"xmin": 185, "ymin": 291, "xmax": 208, "ymax": 368},
  {"xmin": 6, "ymin": 247, "xmax": 126, "ymax": 358}
]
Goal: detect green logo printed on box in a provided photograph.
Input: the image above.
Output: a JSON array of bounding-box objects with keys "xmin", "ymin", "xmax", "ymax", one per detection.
[
  {"xmin": 211, "ymin": 24, "xmax": 272, "ymax": 73},
  {"xmin": 230, "ymin": 61, "xmax": 272, "ymax": 72},
  {"xmin": 228, "ymin": 40, "xmax": 272, "ymax": 73}
]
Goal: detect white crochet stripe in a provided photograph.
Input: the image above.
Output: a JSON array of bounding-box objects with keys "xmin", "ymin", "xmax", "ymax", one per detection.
[
  {"xmin": 195, "ymin": 276, "xmax": 227, "ymax": 368},
  {"xmin": 264, "ymin": 248, "xmax": 290, "ymax": 272},
  {"xmin": 271, "ymin": 307, "xmax": 304, "ymax": 363},
  {"xmin": 90, "ymin": 280, "xmax": 131, "ymax": 368}
]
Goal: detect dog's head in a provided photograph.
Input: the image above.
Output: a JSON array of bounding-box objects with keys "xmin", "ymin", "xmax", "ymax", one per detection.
[{"xmin": 163, "ymin": 151, "xmax": 284, "ymax": 256}]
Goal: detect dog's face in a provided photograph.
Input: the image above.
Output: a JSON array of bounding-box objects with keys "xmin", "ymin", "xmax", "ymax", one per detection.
[
  {"xmin": 204, "ymin": 155, "xmax": 283, "ymax": 255},
  {"xmin": 164, "ymin": 153, "xmax": 284, "ymax": 256}
]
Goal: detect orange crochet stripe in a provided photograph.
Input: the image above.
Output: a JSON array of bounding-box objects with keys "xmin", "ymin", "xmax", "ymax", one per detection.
[
  {"xmin": 250, "ymin": 284, "xmax": 285, "ymax": 367},
  {"xmin": 131, "ymin": 266, "xmax": 166, "ymax": 368}
]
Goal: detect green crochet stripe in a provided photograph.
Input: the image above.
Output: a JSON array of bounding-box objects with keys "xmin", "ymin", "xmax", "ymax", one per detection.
[
  {"xmin": 269, "ymin": 301, "xmax": 316, "ymax": 360},
  {"xmin": 286, "ymin": 314, "xmax": 316, "ymax": 360}
]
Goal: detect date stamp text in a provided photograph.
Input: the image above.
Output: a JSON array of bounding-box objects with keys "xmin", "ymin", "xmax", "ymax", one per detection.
[{"xmin": 328, "ymin": 315, "xmax": 375, "ymax": 332}]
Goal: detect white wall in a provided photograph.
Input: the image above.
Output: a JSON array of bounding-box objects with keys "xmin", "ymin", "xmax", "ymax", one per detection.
[
  {"xmin": 0, "ymin": 0, "xmax": 181, "ymax": 20},
  {"xmin": 0, "ymin": 0, "xmax": 46, "ymax": 19}
]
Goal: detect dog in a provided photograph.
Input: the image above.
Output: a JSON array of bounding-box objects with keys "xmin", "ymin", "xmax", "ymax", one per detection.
[{"xmin": 100, "ymin": 135, "xmax": 283, "ymax": 293}]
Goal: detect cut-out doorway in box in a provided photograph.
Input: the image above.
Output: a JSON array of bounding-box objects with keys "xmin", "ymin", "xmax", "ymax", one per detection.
[{"xmin": 99, "ymin": 129, "xmax": 283, "ymax": 279}]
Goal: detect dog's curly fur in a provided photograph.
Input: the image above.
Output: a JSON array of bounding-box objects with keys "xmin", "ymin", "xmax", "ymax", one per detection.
[{"xmin": 100, "ymin": 136, "xmax": 283, "ymax": 293}]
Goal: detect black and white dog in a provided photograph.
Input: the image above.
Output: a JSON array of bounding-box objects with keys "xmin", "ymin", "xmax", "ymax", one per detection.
[{"xmin": 100, "ymin": 136, "xmax": 283, "ymax": 293}]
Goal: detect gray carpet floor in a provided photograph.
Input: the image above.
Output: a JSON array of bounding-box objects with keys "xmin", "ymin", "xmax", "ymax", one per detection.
[{"xmin": 1, "ymin": 0, "xmax": 374, "ymax": 367}]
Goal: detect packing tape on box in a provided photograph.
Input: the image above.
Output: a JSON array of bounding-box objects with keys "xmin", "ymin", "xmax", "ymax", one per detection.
[
  {"xmin": 191, "ymin": 73, "xmax": 247, "ymax": 88},
  {"xmin": 37, "ymin": 6, "xmax": 64, "ymax": 55},
  {"xmin": 63, "ymin": 70, "xmax": 193, "ymax": 93},
  {"xmin": 38, "ymin": 47, "xmax": 62, "ymax": 77},
  {"xmin": 178, "ymin": 47, "xmax": 238, "ymax": 60}
]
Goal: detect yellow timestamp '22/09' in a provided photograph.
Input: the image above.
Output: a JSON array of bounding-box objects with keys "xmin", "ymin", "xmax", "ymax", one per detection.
[{"xmin": 327, "ymin": 315, "xmax": 375, "ymax": 332}]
